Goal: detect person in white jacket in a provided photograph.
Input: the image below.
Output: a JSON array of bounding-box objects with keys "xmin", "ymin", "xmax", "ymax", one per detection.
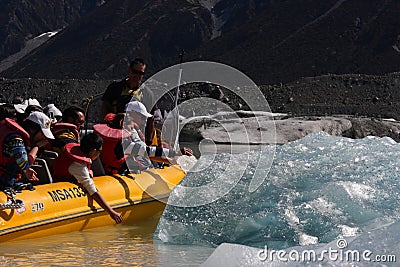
[{"xmin": 122, "ymin": 101, "xmax": 192, "ymax": 171}]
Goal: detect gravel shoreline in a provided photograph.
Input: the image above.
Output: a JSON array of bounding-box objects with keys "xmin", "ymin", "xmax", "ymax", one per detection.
[{"xmin": 2, "ymin": 72, "xmax": 400, "ymax": 143}]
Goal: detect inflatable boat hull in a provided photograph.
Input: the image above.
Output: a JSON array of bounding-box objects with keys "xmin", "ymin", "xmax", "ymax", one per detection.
[{"xmin": 0, "ymin": 165, "xmax": 185, "ymax": 243}]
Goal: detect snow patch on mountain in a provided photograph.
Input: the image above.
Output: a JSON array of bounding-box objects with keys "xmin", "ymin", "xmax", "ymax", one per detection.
[
  {"xmin": 0, "ymin": 31, "xmax": 59, "ymax": 73},
  {"xmin": 97, "ymin": 0, "xmax": 106, "ymax": 6}
]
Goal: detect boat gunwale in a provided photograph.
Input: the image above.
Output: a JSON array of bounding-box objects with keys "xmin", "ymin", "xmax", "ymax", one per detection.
[
  {"xmin": 0, "ymin": 193, "xmax": 171, "ymax": 236},
  {"xmin": 0, "ymin": 164, "xmax": 186, "ymax": 240}
]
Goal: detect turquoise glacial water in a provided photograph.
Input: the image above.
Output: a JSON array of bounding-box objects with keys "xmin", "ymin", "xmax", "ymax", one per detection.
[{"xmin": 156, "ymin": 132, "xmax": 400, "ymax": 265}]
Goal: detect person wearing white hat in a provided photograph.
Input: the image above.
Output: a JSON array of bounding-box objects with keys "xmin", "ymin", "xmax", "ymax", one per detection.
[
  {"xmin": 119, "ymin": 101, "xmax": 192, "ymax": 172},
  {"xmin": 125, "ymin": 100, "xmax": 152, "ymax": 127},
  {"xmin": 0, "ymin": 111, "xmax": 54, "ymax": 190},
  {"xmin": 13, "ymin": 98, "xmax": 42, "ymax": 117}
]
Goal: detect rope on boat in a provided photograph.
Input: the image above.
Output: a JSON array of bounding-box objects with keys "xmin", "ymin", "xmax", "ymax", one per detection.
[
  {"xmin": 0, "ymin": 188, "xmax": 24, "ymax": 210},
  {"xmin": 81, "ymin": 93, "xmax": 103, "ymax": 136}
]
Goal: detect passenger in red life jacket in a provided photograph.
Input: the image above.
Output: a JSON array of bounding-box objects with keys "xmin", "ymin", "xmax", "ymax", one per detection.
[
  {"xmin": 50, "ymin": 106, "xmax": 85, "ymax": 153},
  {"xmin": 0, "ymin": 111, "xmax": 54, "ymax": 190},
  {"xmin": 93, "ymin": 113, "xmax": 131, "ymax": 174},
  {"xmin": 121, "ymin": 101, "xmax": 193, "ymax": 172},
  {"xmin": 52, "ymin": 133, "xmax": 123, "ymax": 224}
]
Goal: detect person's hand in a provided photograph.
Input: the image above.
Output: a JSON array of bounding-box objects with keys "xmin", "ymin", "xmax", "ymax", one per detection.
[
  {"xmin": 23, "ymin": 168, "xmax": 39, "ymax": 182},
  {"xmin": 109, "ymin": 210, "xmax": 123, "ymax": 224},
  {"xmin": 89, "ymin": 169, "xmax": 94, "ymax": 178},
  {"xmin": 180, "ymin": 147, "xmax": 193, "ymax": 157}
]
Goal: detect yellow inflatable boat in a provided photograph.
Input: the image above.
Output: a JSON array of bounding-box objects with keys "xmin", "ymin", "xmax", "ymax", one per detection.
[{"xmin": 0, "ymin": 164, "xmax": 186, "ymax": 243}]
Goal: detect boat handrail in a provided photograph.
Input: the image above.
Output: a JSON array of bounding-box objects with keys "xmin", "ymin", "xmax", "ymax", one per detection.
[{"xmin": 32, "ymin": 158, "xmax": 53, "ymax": 184}]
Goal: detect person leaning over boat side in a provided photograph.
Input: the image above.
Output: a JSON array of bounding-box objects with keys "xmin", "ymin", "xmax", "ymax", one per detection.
[
  {"xmin": 121, "ymin": 101, "xmax": 193, "ymax": 171},
  {"xmin": 0, "ymin": 111, "xmax": 54, "ymax": 190},
  {"xmin": 50, "ymin": 106, "xmax": 85, "ymax": 153},
  {"xmin": 51, "ymin": 133, "xmax": 123, "ymax": 224}
]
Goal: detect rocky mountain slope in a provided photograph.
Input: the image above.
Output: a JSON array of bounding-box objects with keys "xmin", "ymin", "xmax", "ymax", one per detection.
[
  {"xmin": 0, "ymin": 0, "xmax": 103, "ymax": 62},
  {"xmin": 1, "ymin": 0, "xmax": 399, "ymax": 85},
  {"xmin": 1, "ymin": 0, "xmax": 214, "ymax": 79},
  {"xmin": 188, "ymin": 0, "xmax": 400, "ymax": 84}
]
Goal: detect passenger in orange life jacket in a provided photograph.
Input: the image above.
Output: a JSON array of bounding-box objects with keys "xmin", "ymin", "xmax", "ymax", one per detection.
[
  {"xmin": 52, "ymin": 133, "xmax": 123, "ymax": 224},
  {"xmin": 122, "ymin": 101, "xmax": 193, "ymax": 171},
  {"xmin": 0, "ymin": 111, "xmax": 54, "ymax": 190},
  {"xmin": 50, "ymin": 106, "xmax": 85, "ymax": 152}
]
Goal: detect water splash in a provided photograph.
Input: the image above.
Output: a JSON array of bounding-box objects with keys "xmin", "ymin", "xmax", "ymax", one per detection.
[{"xmin": 155, "ymin": 132, "xmax": 400, "ymax": 249}]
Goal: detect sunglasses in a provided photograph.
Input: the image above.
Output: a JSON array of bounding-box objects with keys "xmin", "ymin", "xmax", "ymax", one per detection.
[{"xmin": 131, "ymin": 68, "xmax": 145, "ymax": 75}]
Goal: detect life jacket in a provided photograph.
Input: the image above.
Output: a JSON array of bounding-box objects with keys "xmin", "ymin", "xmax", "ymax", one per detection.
[
  {"xmin": 0, "ymin": 118, "xmax": 31, "ymax": 179},
  {"xmin": 52, "ymin": 122, "xmax": 80, "ymax": 139},
  {"xmin": 93, "ymin": 124, "xmax": 131, "ymax": 174},
  {"xmin": 52, "ymin": 143, "xmax": 91, "ymax": 182},
  {"xmin": 49, "ymin": 122, "xmax": 80, "ymax": 153}
]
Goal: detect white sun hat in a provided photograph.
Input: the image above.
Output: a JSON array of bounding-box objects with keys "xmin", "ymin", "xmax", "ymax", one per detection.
[
  {"xmin": 45, "ymin": 103, "xmax": 62, "ymax": 117},
  {"xmin": 14, "ymin": 104, "xmax": 27, "ymax": 113},
  {"xmin": 26, "ymin": 111, "xmax": 55, "ymax": 139},
  {"xmin": 125, "ymin": 101, "xmax": 152, "ymax": 118},
  {"xmin": 23, "ymin": 98, "xmax": 42, "ymax": 107}
]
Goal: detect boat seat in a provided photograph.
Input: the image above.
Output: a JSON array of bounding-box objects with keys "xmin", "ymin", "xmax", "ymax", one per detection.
[
  {"xmin": 91, "ymin": 157, "xmax": 105, "ymax": 176},
  {"xmin": 32, "ymin": 158, "xmax": 53, "ymax": 184},
  {"xmin": 41, "ymin": 150, "xmax": 59, "ymax": 169}
]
